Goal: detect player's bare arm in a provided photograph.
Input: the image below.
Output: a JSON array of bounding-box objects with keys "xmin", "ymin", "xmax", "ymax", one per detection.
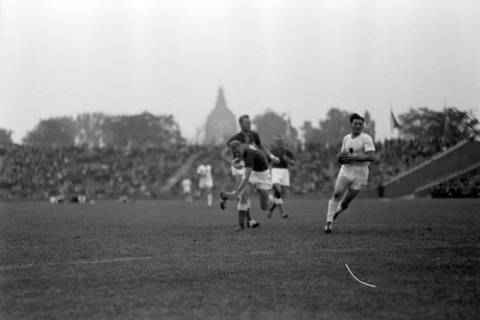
[
  {"xmin": 221, "ymin": 145, "xmax": 238, "ymax": 167},
  {"xmin": 260, "ymin": 144, "xmax": 280, "ymax": 163},
  {"xmin": 220, "ymin": 145, "xmax": 231, "ymax": 163},
  {"xmin": 351, "ymin": 150, "xmax": 375, "ymax": 162},
  {"xmin": 339, "ymin": 150, "xmax": 375, "ymax": 163},
  {"xmin": 283, "ymin": 154, "xmax": 295, "ymax": 166}
]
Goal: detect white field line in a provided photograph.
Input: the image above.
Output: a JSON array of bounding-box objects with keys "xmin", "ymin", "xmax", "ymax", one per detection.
[
  {"xmin": 0, "ymin": 249, "xmax": 392, "ymax": 272},
  {"xmin": 345, "ymin": 264, "xmax": 376, "ymax": 288},
  {"xmin": 0, "ymin": 256, "xmax": 153, "ymax": 271},
  {"xmin": 0, "ymin": 250, "xmax": 303, "ymax": 271},
  {"xmin": 0, "ymin": 252, "xmax": 277, "ymax": 271},
  {"xmin": 0, "ymin": 263, "xmax": 35, "ymax": 271}
]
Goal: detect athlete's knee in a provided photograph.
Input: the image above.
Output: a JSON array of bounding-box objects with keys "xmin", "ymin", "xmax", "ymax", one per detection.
[
  {"xmin": 273, "ymin": 187, "xmax": 282, "ymax": 198},
  {"xmin": 239, "ymin": 193, "xmax": 249, "ymax": 203},
  {"xmin": 332, "ymin": 191, "xmax": 343, "ymax": 200}
]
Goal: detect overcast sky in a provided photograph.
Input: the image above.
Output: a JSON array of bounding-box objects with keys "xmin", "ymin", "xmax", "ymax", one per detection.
[{"xmin": 1, "ymin": 0, "xmax": 479, "ymax": 143}]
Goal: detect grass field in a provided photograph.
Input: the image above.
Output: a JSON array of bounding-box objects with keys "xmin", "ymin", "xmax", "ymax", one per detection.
[{"xmin": 0, "ymin": 198, "xmax": 479, "ymax": 319}]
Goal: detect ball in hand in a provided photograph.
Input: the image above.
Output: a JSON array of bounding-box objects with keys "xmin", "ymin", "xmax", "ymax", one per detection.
[
  {"xmin": 232, "ymin": 157, "xmax": 244, "ymax": 169},
  {"xmin": 336, "ymin": 151, "xmax": 351, "ymax": 164}
]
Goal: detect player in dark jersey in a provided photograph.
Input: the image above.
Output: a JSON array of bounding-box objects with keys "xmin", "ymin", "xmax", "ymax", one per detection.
[
  {"xmin": 220, "ymin": 140, "xmax": 275, "ymax": 230},
  {"xmin": 268, "ymin": 135, "xmax": 295, "ymax": 218},
  {"xmin": 220, "ymin": 115, "xmax": 279, "ymax": 230}
]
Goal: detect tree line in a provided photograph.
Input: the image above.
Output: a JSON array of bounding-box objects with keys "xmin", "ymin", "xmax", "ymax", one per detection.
[{"xmin": 0, "ymin": 107, "xmax": 478, "ymax": 148}]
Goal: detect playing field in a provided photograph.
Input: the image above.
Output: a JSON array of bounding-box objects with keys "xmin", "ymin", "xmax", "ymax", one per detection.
[{"xmin": 1, "ymin": 198, "xmax": 479, "ymax": 319}]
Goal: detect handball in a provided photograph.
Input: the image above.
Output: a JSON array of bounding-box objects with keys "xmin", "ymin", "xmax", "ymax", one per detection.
[
  {"xmin": 336, "ymin": 151, "xmax": 351, "ymax": 164},
  {"xmin": 232, "ymin": 157, "xmax": 244, "ymax": 169}
]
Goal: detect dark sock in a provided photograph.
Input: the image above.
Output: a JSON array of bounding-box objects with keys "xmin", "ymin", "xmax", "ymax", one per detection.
[
  {"xmin": 246, "ymin": 208, "xmax": 251, "ymax": 222},
  {"xmin": 238, "ymin": 210, "xmax": 247, "ymax": 227},
  {"xmin": 268, "ymin": 201, "xmax": 276, "ymax": 211}
]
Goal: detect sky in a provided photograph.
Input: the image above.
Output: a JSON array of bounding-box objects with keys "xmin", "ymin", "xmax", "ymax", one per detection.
[{"xmin": 1, "ymin": 0, "xmax": 479, "ymax": 143}]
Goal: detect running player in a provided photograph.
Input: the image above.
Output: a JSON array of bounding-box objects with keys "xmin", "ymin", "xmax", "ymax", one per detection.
[
  {"xmin": 220, "ymin": 115, "xmax": 279, "ymax": 229},
  {"xmin": 220, "ymin": 140, "xmax": 275, "ymax": 230},
  {"xmin": 324, "ymin": 113, "xmax": 376, "ymax": 233},
  {"xmin": 269, "ymin": 135, "xmax": 295, "ymax": 218},
  {"xmin": 196, "ymin": 162, "xmax": 213, "ymax": 206}
]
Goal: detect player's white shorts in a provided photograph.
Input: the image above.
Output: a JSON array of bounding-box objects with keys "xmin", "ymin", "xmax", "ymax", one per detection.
[
  {"xmin": 248, "ymin": 170, "xmax": 272, "ymax": 190},
  {"xmin": 198, "ymin": 178, "xmax": 213, "ymax": 189},
  {"xmin": 337, "ymin": 165, "xmax": 369, "ymax": 190},
  {"xmin": 271, "ymin": 168, "xmax": 290, "ymax": 186}
]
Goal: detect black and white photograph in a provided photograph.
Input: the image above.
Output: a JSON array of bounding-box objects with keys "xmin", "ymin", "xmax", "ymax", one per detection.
[{"xmin": 1, "ymin": 0, "xmax": 479, "ymax": 319}]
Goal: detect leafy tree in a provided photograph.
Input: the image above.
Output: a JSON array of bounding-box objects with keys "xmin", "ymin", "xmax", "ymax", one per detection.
[
  {"xmin": 252, "ymin": 110, "xmax": 299, "ymax": 147},
  {"xmin": 75, "ymin": 113, "xmax": 108, "ymax": 148},
  {"xmin": 0, "ymin": 128, "xmax": 13, "ymax": 145},
  {"xmin": 302, "ymin": 108, "xmax": 376, "ymax": 147},
  {"xmin": 363, "ymin": 111, "xmax": 376, "ymax": 139},
  {"xmin": 103, "ymin": 112, "xmax": 185, "ymax": 149},
  {"xmin": 302, "ymin": 121, "xmax": 322, "ymax": 147},
  {"xmin": 317, "ymin": 108, "xmax": 352, "ymax": 147},
  {"xmin": 23, "ymin": 117, "xmax": 76, "ymax": 147},
  {"xmin": 398, "ymin": 107, "xmax": 479, "ymax": 146}
]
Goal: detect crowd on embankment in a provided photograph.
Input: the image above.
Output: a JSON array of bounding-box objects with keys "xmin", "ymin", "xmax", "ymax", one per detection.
[{"xmin": 0, "ymin": 138, "xmax": 477, "ymax": 200}]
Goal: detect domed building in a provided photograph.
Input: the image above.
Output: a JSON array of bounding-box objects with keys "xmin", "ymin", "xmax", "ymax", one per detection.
[{"xmin": 203, "ymin": 87, "xmax": 237, "ymax": 145}]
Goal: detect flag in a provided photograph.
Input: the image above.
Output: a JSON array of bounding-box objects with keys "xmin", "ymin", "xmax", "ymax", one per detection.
[{"xmin": 390, "ymin": 109, "xmax": 401, "ymax": 132}]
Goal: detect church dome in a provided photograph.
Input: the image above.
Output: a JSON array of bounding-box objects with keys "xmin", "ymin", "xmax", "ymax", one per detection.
[{"xmin": 203, "ymin": 87, "xmax": 237, "ymax": 145}]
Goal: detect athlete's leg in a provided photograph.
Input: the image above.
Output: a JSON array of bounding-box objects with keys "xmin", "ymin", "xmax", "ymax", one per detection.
[
  {"xmin": 334, "ymin": 188, "xmax": 361, "ymax": 221},
  {"xmin": 206, "ymin": 187, "xmax": 212, "ymax": 206},
  {"xmin": 334, "ymin": 168, "xmax": 368, "ymax": 220},
  {"xmin": 257, "ymin": 188, "xmax": 275, "ymax": 211},
  {"xmin": 326, "ymin": 176, "xmax": 350, "ymax": 223},
  {"xmin": 240, "ymin": 184, "xmax": 260, "ymax": 228},
  {"xmin": 268, "ymin": 183, "xmax": 282, "ymax": 217},
  {"xmin": 277, "ymin": 185, "xmax": 289, "ymax": 218},
  {"xmin": 233, "ymin": 175, "xmax": 253, "ymax": 224}
]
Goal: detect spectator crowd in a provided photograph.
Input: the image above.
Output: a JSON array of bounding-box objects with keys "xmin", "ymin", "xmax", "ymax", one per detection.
[
  {"xmin": 0, "ymin": 144, "xmax": 197, "ymax": 200},
  {"xmin": 0, "ymin": 138, "xmax": 477, "ymax": 200}
]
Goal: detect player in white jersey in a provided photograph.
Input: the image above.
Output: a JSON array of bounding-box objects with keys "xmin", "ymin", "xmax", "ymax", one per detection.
[
  {"xmin": 196, "ymin": 163, "xmax": 213, "ymax": 206},
  {"xmin": 324, "ymin": 113, "xmax": 376, "ymax": 233}
]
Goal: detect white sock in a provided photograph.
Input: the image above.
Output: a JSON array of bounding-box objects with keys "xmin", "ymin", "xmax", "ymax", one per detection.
[
  {"xmin": 237, "ymin": 202, "xmax": 249, "ymax": 211},
  {"xmin": 326, "ymin": 199, "xmax": 339, "ymax": 223},
  {"xmin": 207, "ymin": 194, "xmax": 212, "ymax": 206}
]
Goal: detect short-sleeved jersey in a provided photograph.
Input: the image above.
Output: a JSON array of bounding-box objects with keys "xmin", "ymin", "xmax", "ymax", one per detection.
[
  {"xmin": 340, "ymin": 132, "xmax": 375, "ymax": 167},
  {"xmin": 270, "ymin": 146, "xmax": 294, "ymax": 169},
  {"xmin": 242, "ymin": 146, "xmax": 269, "ymax": 172},
  {"xmin": 227, "ymin": 131, "xmax": 262, "ymax": 148},
  {"xmin": 196, "ymin": 164, "xmax": 212, "ymax": 180}
]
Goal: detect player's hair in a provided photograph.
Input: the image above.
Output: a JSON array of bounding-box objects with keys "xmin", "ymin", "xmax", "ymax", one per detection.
[
  {"xmin": 228, "ymin": 140, "xmax": 242, "ymax": 149},
  {"xmin": 349, "ymin": 113, "xmax": 365, "ymax": 123},
  {"xmin": 238, "ymin": 114, "xmax": 250, "ymax": 125}
]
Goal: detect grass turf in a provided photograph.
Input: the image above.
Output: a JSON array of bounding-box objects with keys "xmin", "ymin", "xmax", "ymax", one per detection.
[{"xmin": 0, "ymin": 198, "xmax": 479, "ymax": 319}]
